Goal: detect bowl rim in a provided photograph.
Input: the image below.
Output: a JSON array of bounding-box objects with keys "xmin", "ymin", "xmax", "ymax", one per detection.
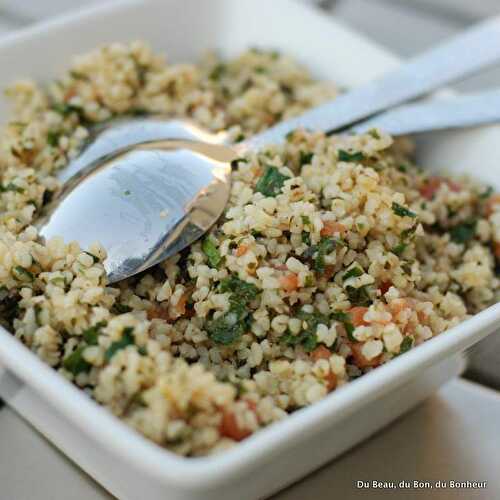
[{"xmin": 0, "ymin": 0, "xmax": 499, "ymax": 490}]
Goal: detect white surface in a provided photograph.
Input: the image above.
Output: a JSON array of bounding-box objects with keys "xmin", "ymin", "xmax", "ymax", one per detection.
[
  {"xmin": 1, "ymin": 379, "xmax": 498, "ymax": 500},
  {"xmin": 3, "ymin": 2, "xmax": 500, "ymax": 499},
  {"xmin": 0, "ymin": 2, "xmax": 499, "ymax": 500}
]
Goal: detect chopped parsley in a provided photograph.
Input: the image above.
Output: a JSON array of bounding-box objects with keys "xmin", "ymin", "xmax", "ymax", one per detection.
[
  {"xmin": 255, "ymin": 166, "xmax": 290, "ymax": 197},
  {"xmin": 209, "ymin": 63, "xmax": 226, "ymax": 81},
  {"xmin": 368, "ymin": 129, "xmax": 380, "ymax": 139},
  {"xmin": 82, "ymin": 321, "xmax": 107, "ymax": 345},
  {"xmin": 47, "ymin": 130, "xmax": 61, "ymax": 147},
  {"xmin": 331, "ymin": 311, "xmax": 356, "ymax": 342},
  {"xmin": 301, "ymin": 231, "xmax": 311, "ymax": 246},
  {"xmin": 399, "ymin": 336, "xmax": 414, "ymax": 354},
  {"xmin": 219, "ymin": 276, "xmax": 259, "ymax": 304},
  {"xmin": 391, "ymin": 242, "xmax": 407, "ymax": 256},
  {"xmin": 479, "ymin": 186, "xmax": 493, "ymax": 199},
  {"xmin": 111, "ymin": 303, "xmax": 132, "ymax": 314},
  {"xmin": 397, "ymin": 164, "xmax": 408, "ymax": 173},
  {"xmin": 231, "ymin": 157, "xmax": 248, "ymax": 170},
  {"xmin": 52, "ymin": 102, "xmax": 85, "ymax": 120},
  {"xmin": 84, "ymin": 251, "xmax": 99, "ymax": 263},
  {"xmin": 12, "ymin": 266, "xmax": 34, "ymax": 283},
  {"xmin": 63, "ymin": 346, "xmax": 91, "ymax": 375},
  {"xmin": 449, "ymin": 219, "xmax": 477, "ymax": 244},
  {"xmin": 299, "ymin": 151, "xmax": 314, "ymax": 167},
  {"xmin": 338, "ymin": 149, "xmax": 365, "ymax": 163},
  {"xmin": 1, "ymin": 182, "xmax": 25, "ymax": 194},
  {"xmin": 346, "ymin": 285, "xmax": 371, "ymax": 307},
  {"xmin": 282, "ymin": 309, "xmax": 329, "ymax": 352},
  {"xmin": 207, "ymin": 276, "xmax": 260, "ymax": 345},
  {"xmin": 342, "ymin": 266, "xmax": 363, "ymax": 281},
  {"xmin": 207, "ymin": 307, "xmax": 248, "ymax": 345},
  {"xmin": 202, "ymin": 237, "xmax": 222, "ymax": 269},
  {"xmin": 105, "ymin": 327, "xmax": 135, "ymax": 361},
  {"xmin": 392, "ymin": 202, "xmax": 417, "ymax": 218},
  {"xmin": 301, "ymin": 215, "xmax": 311, "ymax": 225},
  {"xmin": 314, "ymin": 237, "xmax": 336, "ymax": 273}
]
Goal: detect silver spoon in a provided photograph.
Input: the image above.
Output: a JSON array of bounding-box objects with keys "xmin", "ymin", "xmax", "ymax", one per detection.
[{"xmin": 38, "ymin": 18, "xmax": 500, "ymax": 282}]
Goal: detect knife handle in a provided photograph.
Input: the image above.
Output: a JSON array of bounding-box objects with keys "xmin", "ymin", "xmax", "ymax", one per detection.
[
  {"xmin": 352, "ymin": 90, "xmax": 500, "ymax": 136},
  {"xmin": 247, "ymin": 16, "xmax": 500, "ymax": 149}
]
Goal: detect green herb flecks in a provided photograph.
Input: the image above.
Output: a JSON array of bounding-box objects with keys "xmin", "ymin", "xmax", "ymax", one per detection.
[
  {"xmin": 314, "ymin": 237, "xmax": 336, "ymax": 273},
  {"xmin": 392, "ymin": 202, "xmax": 417, "ymax": 218},
  {"xmin": 219, "ymin": 276, "xmax": 259, "ymax": 306},
  {"xmin": 331, "ymin": 311, "xmax": 357, "ymax": 342},
  {"xmin": 209, "ymin": 63, "xmax": 226, "ymax": 81},
  {"xmin": 399, "ymin": 336, "xmax": 414, "ymax": 354},
  {"xmin": 449, "ymin": 219, "xmax": 477, "ymax": 244},
  {"xmin": 207, "ymin": 276, "xmax": 260, "ymax": 345},
  {"xmin": 105, "ymin": 327, "xmax": 135, "ymax": 361},
  {"xmin": 84, "ymin": 251, "xmax": 99, "ymax": 263},
  {"xmin": 202, "ymin": 237, "xmax": 222, "ymax": 269},
  {"xmin": 346, "ymin": 285, "xmax": 371, "ymax": 307},
  {"xmin": 282, "ymin": 309, "xmax": 329, "ymax": 352},
  {"xmin": 12, "ymin": 266, "xmax": 34, "ymax": 283},
  {"xmin": 82, "ymin": 321, "xmax": 107, "ymax": 346},
  {"xmin": 63, "ymin": 346, "xmax": 91, "ymax": 375},
  {"xmin": 255, "ymin": 166, "xmax": 290, "ymax": 197},
  {"xmin": 47, "ymin": 130, "xmax": 61, "ymax": 147},
  {"xmin": 342, "ymin": 266, "xmax": 363, "ymax": 281},
  {"xmin": 391, "ymin": 242, "xmax": 407, "ymax": 256},
  {"xmin": 299, "ymin": 151, "xmax": 314, "ymax": 167},
  {"xmin": 479, "ymin": 186, "xmax": 493, "ymax": 199},
  {"xmin": 52, "ymin": 102, "xmax": 86, "ymax": 121},
  {"xmin": 338, "ymin": 149, "xmax": 365, "ymax": 163},
  {"xmin": 0, "ymin": 182, "xmax": 25, "ymax": 194},
  {"xmin": 111, "ymin": 303, "xmax": 132, "ymax": 314}
]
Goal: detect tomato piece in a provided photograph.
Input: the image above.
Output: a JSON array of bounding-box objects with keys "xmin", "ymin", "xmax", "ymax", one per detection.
[
  {"xmin": 320, "ymin": 220, "xmax": 346, "ymax": 237},
  {"xmin": 279, "ymin": 273, "xmax": 299, "ymax": 292},
  {"xmin": 311, "ymin": 345, "xmax": 331, "ymax": 361},
  {"xmin": 420, "ymin": 176, "xmax": 461, "ymax": 200},
  {"xmin": 234, "ymin": 244, "xmax": 249, "ymax": 257},
  {"xmin": 219, "ymin": 400, "xmax": 257, "ymax": 441},
  {"xmin": 348, "ymin": 306, "xmax": 369, "ymax": 327},
  {"xmin": 350, "ymin": 342, "xmax": 381, "ymax": 368}
]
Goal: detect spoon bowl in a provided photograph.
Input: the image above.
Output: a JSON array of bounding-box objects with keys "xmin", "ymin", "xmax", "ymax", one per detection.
[{"xmin": 39, "ymin": 139, "xmax": 235, "ymax": 283}]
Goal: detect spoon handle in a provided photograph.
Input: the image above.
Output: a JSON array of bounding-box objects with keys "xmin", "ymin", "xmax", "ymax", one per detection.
[
  {"xmin": 350, "ymin": 90, "xmax": 500, "ymax": 136},
  {"xmin": 246, "ymin": 16, "xmax": 500, "ymax": 149}
]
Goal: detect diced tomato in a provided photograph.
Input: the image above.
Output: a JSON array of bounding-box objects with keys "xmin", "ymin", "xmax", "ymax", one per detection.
[
  {"xmin": 320, "ymin": 220, "xmax": 346, "ymax": 237},
  {"xmin": 279, "ymin": 273, "xmax": 299, "ymax": 292},
  {"xmin": 485, "ymin": 194, "xmax": 500, "ymax": 216},
  {"xmin": 495, "ymin": 242, "xmax": 500, "ymax": 259},
  {"xmin": 324, "ymin": 371, "xmax": 337, "ymax": 391},
  {"xmin": 348, "ymin": 306, "xmax": 369, "ymax": 327},
  {"xmin": 219, "ymin": 400, "xmax": 257, "ymax": 442},
  {"xmin": 350, "ymin": 342, "xmax": 381, "ymax": 368},
  {"xmin": 311, "ymin": 345, "xmax": 331, "ymax": 362},
  {"xmin": 379, "ymin": 281, "xmax": 392, "ymax": 295},
  {"xmin": 147, "ymin": 305, "xmax": 170, "ymax": 321},
  {"xmin": 419, "ymin": 176, "xmax": 461, "ymax": 200},
  {"xmin": 174, "ymin": 290, "xmax": 192, "ymax": 317},
  {"xmin": 234, "ymin": 244, "xmax": 249, "ymax": 257},
  {"xmin": 388, "ymin": 298, "xmax": 411, "ymax": 315}
]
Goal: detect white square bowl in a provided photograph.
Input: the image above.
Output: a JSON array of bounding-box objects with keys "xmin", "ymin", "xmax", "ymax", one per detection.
[{"xmin": 0, "ymin": 1, "xmax": 499, "ymax": 499}]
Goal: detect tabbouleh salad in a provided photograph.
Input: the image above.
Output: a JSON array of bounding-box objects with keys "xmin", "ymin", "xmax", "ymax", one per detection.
[{"xmin": 0, "ymin": 42, "xmax": 499, "ymax": 456}]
